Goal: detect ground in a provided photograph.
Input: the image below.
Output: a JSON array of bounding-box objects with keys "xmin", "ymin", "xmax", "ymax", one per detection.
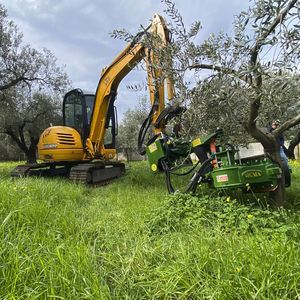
[{"xmin": 0, "ymin": 161, "xmax": 299, "ymax": 299}]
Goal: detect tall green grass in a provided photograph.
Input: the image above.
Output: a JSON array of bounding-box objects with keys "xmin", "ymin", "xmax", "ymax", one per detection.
[{"xmin": 0, "ymin": 161, "xmax": 299, "ymax": 299}]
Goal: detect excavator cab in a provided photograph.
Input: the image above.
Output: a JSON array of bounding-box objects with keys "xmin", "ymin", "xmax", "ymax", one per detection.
[
  {"xmin": 63, "ymin": 89, "xmax": 117, "ymax": 149},
  {"xmin": 63, "ymin": 89, "xmax": 95, "ymax": 141}
]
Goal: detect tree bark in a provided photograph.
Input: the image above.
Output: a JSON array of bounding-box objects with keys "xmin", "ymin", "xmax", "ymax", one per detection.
[
  {"xmin": 246, "ymin": 105, "xmax": 287, "ymax": 207},
  {"xmin": 5, "ymin": 127, "xmax": 38, "ymax": 164},
  {"xmin": 26, "ymin": 136, "xmax": 38, "ymax": 164},
  {"xmin": 285, "ymin": 130, "xmax": 300, "ymax": 159},
  {"xmin": 266, "ymin": 147, "xmax": 286, "ymax": 208},
  {"xmin": 124, "ymin": 148, "xmax": 131, "ymax": 162}
]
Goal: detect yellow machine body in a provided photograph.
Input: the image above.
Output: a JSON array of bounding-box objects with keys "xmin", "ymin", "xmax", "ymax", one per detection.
[
  {"xmin": 12, "ymin": 14, "xmax": 173, "ymax": 184},
  {"xmin": 38, "ymin": 126, "xmax": 84, "ymax": 161},
  {"xmin": 38, "ymin": 126, "xmax": 116, "ymax": 161}
]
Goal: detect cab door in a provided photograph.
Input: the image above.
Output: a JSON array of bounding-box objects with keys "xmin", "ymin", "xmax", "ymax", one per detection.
[{"xmin": 63, "ymin": 89, "xmax": 95, "ymax": 142}]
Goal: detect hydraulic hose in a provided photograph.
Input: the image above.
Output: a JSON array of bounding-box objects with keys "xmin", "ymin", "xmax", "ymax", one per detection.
[
  {"xmin": 161, "ymin": 160, "xmax": 175, "ymax": 194},
  {"xmin": 185, "ymin": 157, "xmax": 214, "ymax": 194},
  {"xmin": 169, "ymin": 160, "xmax": 200, "ymax": 176},
  {"xmin": 137, "ymin": 103, "xmax": 157, "ymax": 155},
  {"xmin": 161, "ymin": 157, "xmax": 213, "ymax": 194}
]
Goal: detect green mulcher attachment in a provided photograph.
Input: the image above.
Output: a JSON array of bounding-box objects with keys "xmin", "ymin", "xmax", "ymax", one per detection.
[
  {"xmin": 146, "ymin": 137, "xmax": 191, "ymax": 173},
  {"xmin": 211, "ymin": 154, "xmax": 281, "ymax": 192},
  {"xmin": 145, "ymin": 129, "xmax": 286, "ymax": 194}
]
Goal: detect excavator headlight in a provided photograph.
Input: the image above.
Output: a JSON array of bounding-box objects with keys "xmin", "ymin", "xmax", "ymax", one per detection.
[{"xmin": 43, "ymin": 143, "xmax": 58, "ymax": 149}]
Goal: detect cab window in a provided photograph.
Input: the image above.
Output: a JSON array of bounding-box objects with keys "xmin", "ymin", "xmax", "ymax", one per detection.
[
  {"xmin": 85, "ymin": 95, "xmax": 95, "ymax": 125},
  {"xmin": 64, "ymin": 94, "xmax": 83, "ymax": 129}
]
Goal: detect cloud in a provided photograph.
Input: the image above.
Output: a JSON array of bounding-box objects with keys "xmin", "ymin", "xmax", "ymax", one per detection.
[{"xmin": 2, "ymin": 0, "xmax": 249, "ymax": 118}]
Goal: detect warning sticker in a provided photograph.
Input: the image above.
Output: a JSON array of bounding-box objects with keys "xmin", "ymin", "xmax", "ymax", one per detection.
[
  {"xmin": 148, "ymin": 143, "xmax": 157, "ymax": 153},
  {"xmin": 216, "ymin": 174, "xmax": 229, "ymax": 182},
  {"xmin": 192, "ymin": 138, "xmax": 202, "ymax": 147}
]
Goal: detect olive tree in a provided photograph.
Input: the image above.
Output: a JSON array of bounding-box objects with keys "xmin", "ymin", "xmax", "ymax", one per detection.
[
  {"xmin": 0, "ymin": 4, "xmax": 69, "ymax": 162},
  {"xmin": 157, "ymin": 0, "xmax": 300, "ymax": 206},
  {"xmin": 0, "ymin": 89, "xmax": 62, "ymax": 163},
  {"xmin": 0, "ymin": 4, "xmax": 68, "ymax": 93},
  {"xmin": 115, "ymin": 0, "xmax": 300, "ymax": 206}
]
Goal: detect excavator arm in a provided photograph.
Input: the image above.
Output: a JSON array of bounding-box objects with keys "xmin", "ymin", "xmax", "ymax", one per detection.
[{"xmin": 86, "ymin": 13, "xmax": 174, "ymax": 160}]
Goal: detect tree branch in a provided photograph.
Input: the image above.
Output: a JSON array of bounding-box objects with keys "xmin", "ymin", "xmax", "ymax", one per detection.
[
  {"xmin": 287, "ymin": 130, "xmax": 300, "ymax": 159},
  {"xmin": 24, "ymin": 110, "xmax": 49, "ymax": 124},
  {"xmin": 188, "ymin": 63, "xmax": 253, "ymax": 85},
  {"xmin": 273, "ymin": 113, "xmax": 300, "ymax": 136},
  {"xmin": 248, "ymin": 98, "xmax": 260, "ymax": 126},
  {"xmin": 0, "ymin": 75, "xmax": 45, "ymax": 91},
  {"xmin": 0, "ymin": 77, "xmax": 25, "ymax": 91},
  {"xmin": 250, "ymin": 0, "xmax": 298, "ymax": 65},
  {"xmin": 189, "ymin": 63, "xmax": 235, "ymax": 74},
  {"xmin": 246, "ymin": 0, "xmax": 298, "ymax": 146},
  {"xmin": 4, "ymin": 128, "xmax": 28, "ymax": 153}
]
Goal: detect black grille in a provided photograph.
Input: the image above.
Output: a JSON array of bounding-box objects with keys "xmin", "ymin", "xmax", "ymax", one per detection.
[{"xmin": 57, "ymin": 133, "xmax": 76, "ymax": 145}]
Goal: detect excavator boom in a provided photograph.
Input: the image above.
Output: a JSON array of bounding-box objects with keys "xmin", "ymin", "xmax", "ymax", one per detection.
[{"xmin": 87, "ymin": 13, "xmax": 172, "ymax": 158}]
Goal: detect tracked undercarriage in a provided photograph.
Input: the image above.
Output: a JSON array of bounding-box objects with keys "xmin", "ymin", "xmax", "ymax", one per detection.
[{"xmin": 11, "ymin": 161, "xmax": 125, "ymax": 185}]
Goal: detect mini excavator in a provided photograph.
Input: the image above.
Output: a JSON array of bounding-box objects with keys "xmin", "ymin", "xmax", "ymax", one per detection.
[{"xmin": 11, "ymin": 14, "xmax": 176, "ymax": 184}]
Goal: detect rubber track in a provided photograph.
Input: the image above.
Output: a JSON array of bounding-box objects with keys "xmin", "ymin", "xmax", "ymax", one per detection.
[{"xmin": 69, "ymin": 162, "xmax": 125, "ymax": 185}]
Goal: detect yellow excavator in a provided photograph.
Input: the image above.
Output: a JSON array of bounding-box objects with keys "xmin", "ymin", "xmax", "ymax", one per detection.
[{"xmin": 11, "ymin": 14, "xmax": 176, "ymax": 184}]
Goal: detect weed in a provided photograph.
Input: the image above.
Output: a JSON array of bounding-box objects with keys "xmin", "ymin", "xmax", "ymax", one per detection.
[{"xmin": 146, "ymin": 192, "xmax": 299, "ymax": 238}]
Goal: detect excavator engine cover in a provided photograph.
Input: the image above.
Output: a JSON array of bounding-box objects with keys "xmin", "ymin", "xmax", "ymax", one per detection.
[{"xmin": 38, "ymin": 126, "xmax": 85, "ymax": 161}]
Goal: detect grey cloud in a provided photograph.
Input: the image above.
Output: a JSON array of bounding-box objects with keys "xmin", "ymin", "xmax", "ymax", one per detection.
[{"xmin": 2, "ymin": 0, "xmax": 248, "ymax": 118}]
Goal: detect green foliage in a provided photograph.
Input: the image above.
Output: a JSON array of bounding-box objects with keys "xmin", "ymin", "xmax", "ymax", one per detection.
[
  {"xmin": 0, "ymin": 90, "xmax": 61, "ymax": 162},
  {"xmin": 0, "ymin": 3, "xmax": 69, "ymax": 162},
  {"xmin": 0, "ymin": 4, "xmax": 69, "ymax": 93},
  {"xmin": 286, "ymin": 160, "xmax": 300, "ymax": 208},
  {"xmin": 151, "ymin": 0, "xmax": 300, "ymax": 145},
  {"xmin": 146, "ymin": 192, "xmax": 299, "ymax": 237},
  {"xmin": 0, "ymin": 161, "xmax": 300, "ymax": 299},
  {"xmin": 118, "ymin": 97, "xmax": 150, "ymax": 160}
]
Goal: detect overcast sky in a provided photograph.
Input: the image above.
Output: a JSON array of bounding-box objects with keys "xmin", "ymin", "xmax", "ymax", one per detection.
[{"xmin": 2, "ymin": 0, "xmax": 249, "ymax": 118}]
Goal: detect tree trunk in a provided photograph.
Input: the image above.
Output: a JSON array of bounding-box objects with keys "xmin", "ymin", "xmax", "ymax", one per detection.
[
  {"xmin": 124, "ymin": 148, "xmax": 130, "ymax": 162},
  {"xmin": 246, "ymin": 123, "xmax": 287, "ymax": 207},
  {"xmin": 267, "ymin": 149, "xmax": 286, "ymax": 208},
  {"xmin": 5, "ymin": 127, "xmax": 38, "ymax": 164},
  {"xmin": 285, "ymin": 130, "xmax": 300, "ymax": 159},
  {"xmin": 26, "ymin": 139, "xmax": 38, "ymax": 164}
]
